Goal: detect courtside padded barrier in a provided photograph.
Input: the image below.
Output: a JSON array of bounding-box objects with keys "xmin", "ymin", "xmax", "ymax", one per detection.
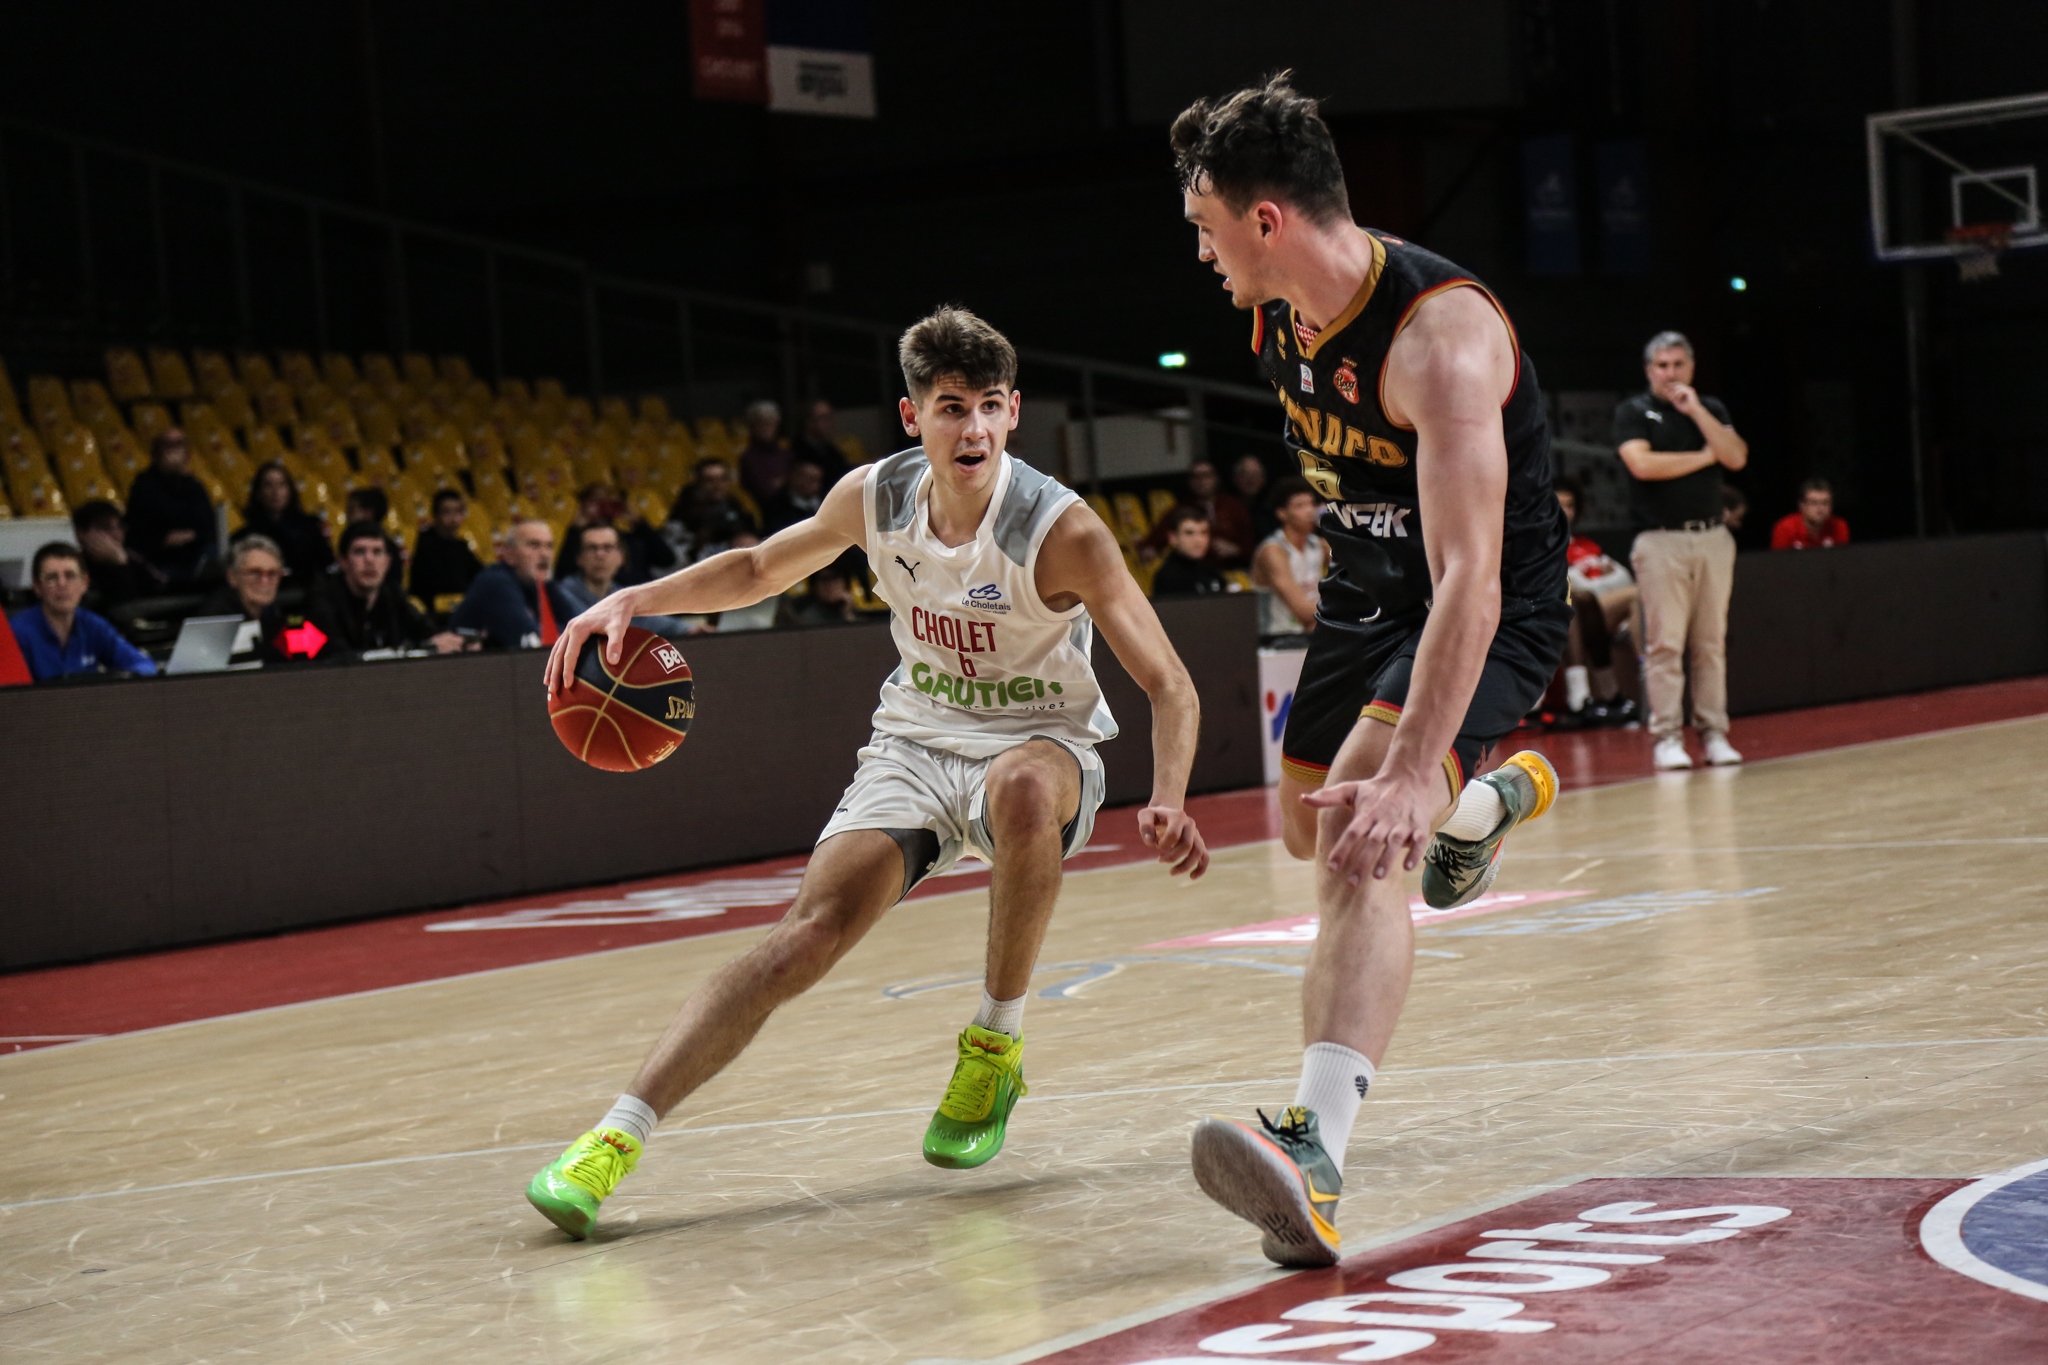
[
  {"xmin": 1725, "ymin": 531, "xmax": 2048, "ymax": 714},
  {"xmin": 0, "ymin": 594, "xmax": 1262, "ymax": 970}
]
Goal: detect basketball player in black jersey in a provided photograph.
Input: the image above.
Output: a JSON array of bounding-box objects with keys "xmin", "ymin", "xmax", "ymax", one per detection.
[{"xmin": 1171, "ymin": 74, "xmax": 1573, "ymax": 1267}]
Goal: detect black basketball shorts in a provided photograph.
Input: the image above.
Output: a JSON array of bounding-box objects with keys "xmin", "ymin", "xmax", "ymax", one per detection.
[{"xmin": 1280, "ymin": 578, "xmax": 1571, "ymax": 797}]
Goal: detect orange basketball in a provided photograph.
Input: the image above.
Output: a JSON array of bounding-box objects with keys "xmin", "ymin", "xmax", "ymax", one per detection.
[{"xmin": 547, "ymin": 626, "xmax": 696, "ymax": 771}]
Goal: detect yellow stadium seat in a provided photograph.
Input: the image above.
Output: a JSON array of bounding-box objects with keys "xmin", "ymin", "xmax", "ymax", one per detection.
[
  {"xmin": 360, "ymin": 353, "xmax": 397, "ymax": 389},
  {"xmin": 356, "ymin": 444, "xmax": 401, "ymax": 483},
  {"xmin": 105, "ymin": 347, "xmax": 152, "ymax": 403},
  {"xmin": 131, "ymin": 402, "xmax": 174, "ymax": 447},
  {"xmin": 148, "ymin": 348, "xmax": 196, "ymax": 400},
  {"xmin": 1111, "ymin": 491, "xmax": 1151, "ymax": 546},
  {"xmin": 835, "ymin": 433, "xmax": 869, "ymax": 466},
  {"xmin": 1147, "ymin": 487, "xmax": 1178, "ymax": 527},
  {"xmin": 0, "ymin": 356, "xmax": 20, "ymax": 424},
  {"xmin": 1083, "ymin": 492, "xmax": 1115, "ymax": 533},
  {"xmin": 279, "ymin": 351, "xmax": 320, "ymax": 394},
  {"xmin": 318, "ymin": 407, "xmax": 364, "ymax": 450},
  {"xmin": 402, "ymin": 353, "xmax": 436, "ymax": 387},
  {"xmin": 498, "ymin": 376, "xmax": 532, "ymax": 406},
  {"xmin": 534, "ymin": 377, "xmax": 568, "ymax": 407},
  {"xmin": 246, "ymin": 424, "xmax": 288, "ymax": 466},
  {"xmin": 255, "ymin": 381, "xmax": 299, "ymax": 428},
  {"xmin": 95, "ymin": 424, "xmax": 149, "ymax": 490},
  {"xmin": 438, "ymin": 355, "xmax": 474, "ymax": 386},
  {"xmin": 598, "ymin": 395, "xmax": 633, "ymax": 427},
  {"xmin": 638, "ymin": 395, "xmax": 671, "ymax": 426},
  {"xmin": 3, "ymin": 423, "xmax": 51, "ymax": 481},
  {"xmin": 193, "ymin": 350, "xmax": 236, "ymax": 396},
  {"xmin": 69, "ymin": 380, "xmax": 118, "ymax": 426},
  {"xmin": 50, "ymin": 424, "xmax": 117, "ymax": 506},
  {"xmin": 27, "ymin": 376, "xmax": 73, "ymax": 435},
  {"xmin": 9, "ymin": 474, "xmax": 68, "ymax": 518},
  {"xmin": 212, "ymin": 384, "xmax": 257, "ymax": 431},
  {"xmin": 358, "ymin": 400, "xmax": 402, "ymax": 448},
  {"xmin": 321, "ymin": 352, "xmax": 360, "ymax": 389},
  {"xmin": 237, "ymin": 352, "xmax": 276, "ymax": 390}
]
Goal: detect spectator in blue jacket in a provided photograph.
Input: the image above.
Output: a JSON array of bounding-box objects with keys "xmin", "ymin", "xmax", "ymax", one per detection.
[
  {"xmin": 452, "ymin": 518, "xmax": 577, "ymax": 650},
  {"xmin": 9, "ymin": 543, "xmax": 158, "ymax": 681}
]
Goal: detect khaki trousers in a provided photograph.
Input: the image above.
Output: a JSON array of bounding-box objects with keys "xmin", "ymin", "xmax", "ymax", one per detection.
[{"xmin": 1630, "ymin": 526, "xmax": 1736, "ymax": 739}]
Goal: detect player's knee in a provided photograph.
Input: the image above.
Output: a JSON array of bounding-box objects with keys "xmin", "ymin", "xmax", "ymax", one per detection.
[
  {"xmin": 764, "ymin": 900, "xmax": 856, "ymax": 985},
  {"xmin": 986, "ymin": 762, "xmax": 1064, "ymax": 836}
]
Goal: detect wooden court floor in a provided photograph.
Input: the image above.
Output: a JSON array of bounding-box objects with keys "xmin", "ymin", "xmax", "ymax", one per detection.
[{"xmin": 4, "ymin": 717, "xmax": 2046, "ymax": 1363}]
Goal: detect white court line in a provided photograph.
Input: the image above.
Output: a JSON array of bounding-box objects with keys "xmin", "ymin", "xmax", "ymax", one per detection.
[
  {"xmin": 6, "ymin": 1035, "xmax": 2043, "ymax": 1213},
  {"xmin": 1512, "ymin": 836, "xmax": 2048, "ymax": 858},
  {"xmin": 1919, "ymin": 1155, "xmax": 2048, "ymax": 1303}
]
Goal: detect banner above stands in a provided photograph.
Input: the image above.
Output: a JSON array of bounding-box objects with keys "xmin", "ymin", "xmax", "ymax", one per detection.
[{"xmin": 690, "ymin": 0, "xmax": 877, "ymax": 119}]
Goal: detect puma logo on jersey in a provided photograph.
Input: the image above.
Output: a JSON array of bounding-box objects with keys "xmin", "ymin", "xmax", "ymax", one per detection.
[
  {"xmin": 895, "ymin": 556, "xmax": 922, "ymax": 580},
  {"xmin": 1329, "ymin": 502, "xmax": 1413, "ymax": 538}
]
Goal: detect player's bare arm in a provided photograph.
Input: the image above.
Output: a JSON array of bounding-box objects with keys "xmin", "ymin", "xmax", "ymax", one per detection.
[
  {"xmin": 544, "ymin": 467, "xmax": 870, "ymax": 696},
  {"xmin": 1304, "ymin": 284, "xmax": 1512, "ymax": 883},
  {"xmin": 1254, "ymin": 539, "xmax": 1318, "ymax": 628},
  {"xmin": 1036, "ymin": 503, "xmax": 1210, "ymax": 879},
  {"xmin": 1617, "ymin": 437, "xmax": 1719, "ymax": 482}
]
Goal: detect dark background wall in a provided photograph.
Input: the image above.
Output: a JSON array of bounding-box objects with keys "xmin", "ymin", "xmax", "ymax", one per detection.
[
  {"xmin": 0, "ymin": 594, "xmax": 1263, "ymax": 970},
  {"xmin": 1, "ymin": 2, "xmax": 2044, "ymax": 538}
]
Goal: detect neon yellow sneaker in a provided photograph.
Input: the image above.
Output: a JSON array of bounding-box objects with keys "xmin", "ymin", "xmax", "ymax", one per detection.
[
  {"xmin": 526, "ymin": 1127, "xmax": 641, "ymax": 1239},
  {"xmin": 922, "ymin": 1026, "xmax": 1027, "ymax": 1169}
]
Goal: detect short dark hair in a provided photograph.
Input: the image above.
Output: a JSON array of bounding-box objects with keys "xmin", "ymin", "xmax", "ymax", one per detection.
[
  {"xmin": 1170, "ymin": 71, "xmax": 1350, "ymax": 226},
  {"xmin": 1800, "ymin": 477, "xmax": 1833, "ymax": 497},
  {"xmin": 1553, "ymin": 474, "xmax": 1583, "ymax": 500},
  {"xmin": 431, "ymin": 487, "xmax": 465, "ymax": 512},
  {"xmin": 1162, "ymin": 504, "xmax": 1211, "ymax": 535},
  {"xmin": 345, "ymin": 486, "xmax": 389, "ymax": 522},
  {"xmin": 33, "ymin": 541, "xmax": 86, "ymax": 580},
  {"xmin": 898, "ymin": 305, "xmax": 1017, "ymax": 402},
  {"xmin": 71, "ymin": 499, "xmax": 122, "ymax": 535},
  {"xmin": 579, "ymin": 523, "xmax": 621, "ymax": 547},
  {"xmin": 1271, "ymin": 475, "xmax": 1318, "ymax": 505},
  {"xmin": 337, "ymin": 520, "xmax": 389, "ymax": 557}
]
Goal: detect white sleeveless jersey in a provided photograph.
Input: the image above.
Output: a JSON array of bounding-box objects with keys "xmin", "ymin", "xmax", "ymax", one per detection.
[
  {"xmin": 864, "ymin": 449, "xmax": 1116, "ymax": 759},
  {"xmin": 1259, "ymin": 529, "xmax": 1329, "ymax": 635}
]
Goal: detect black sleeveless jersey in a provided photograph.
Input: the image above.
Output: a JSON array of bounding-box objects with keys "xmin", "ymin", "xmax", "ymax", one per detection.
[{"xmin": 1253, "ymin": 231, "xmax": 1568, "ymax": 616}]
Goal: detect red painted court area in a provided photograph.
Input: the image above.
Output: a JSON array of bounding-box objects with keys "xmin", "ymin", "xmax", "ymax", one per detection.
[
  {"xmin": 1051, "ymin": 1177, "xmax": 2048, "ymax": 1363},
  {"xmin": 6, "ymin": 673, "xmax": 2045, "ymax": 1052}
]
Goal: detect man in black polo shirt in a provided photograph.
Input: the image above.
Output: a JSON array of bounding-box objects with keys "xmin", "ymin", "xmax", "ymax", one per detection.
[{"xmin": 1614, "ymin": 330, "xmax": 1749, "ymax": 771}]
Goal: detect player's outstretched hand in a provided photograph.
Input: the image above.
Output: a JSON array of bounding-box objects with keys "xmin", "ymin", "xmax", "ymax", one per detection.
[
  {"xmin": 1138, "ymin": 805, "xmax": 1209, "ymax": 880},
  {"xmin": 1302, "ymin": 770, "xmax": 1441, "ymax": 885},
  {"xmin": 544, "ymin": 593, "xmax": 636, "ymax": 698}
]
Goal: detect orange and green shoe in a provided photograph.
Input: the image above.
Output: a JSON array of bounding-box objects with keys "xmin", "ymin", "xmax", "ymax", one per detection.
[
  {"xmin": 1191, "ymin": 1106, "xmax": 1344, "ymax": 1268},
  {"xmin": 1421, "ymin": 749, "xmax": 1559, "ymax": 910},
  {"xmin": 525, "ymin": 1126, "xmax": 641, "ymax": 1239},
  {"xmin": 922, "ymin": 1025, "xmax": 1027, "ymax": 1170}
]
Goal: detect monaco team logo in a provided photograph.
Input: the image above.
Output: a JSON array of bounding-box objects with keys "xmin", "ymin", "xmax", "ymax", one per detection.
[{"xmin": 1333, "ymin": 359, "xmax": 1360, "ymax": 404}]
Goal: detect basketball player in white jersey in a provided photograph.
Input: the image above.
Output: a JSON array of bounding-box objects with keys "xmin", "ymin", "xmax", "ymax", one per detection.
[
  {"xmin": 1252, "ymin": 474, "xmax": 1330, "ymax": 637},
  {"xmin": 523, "ymin": 306, "xmax": 1210, "ymax": 1239}
]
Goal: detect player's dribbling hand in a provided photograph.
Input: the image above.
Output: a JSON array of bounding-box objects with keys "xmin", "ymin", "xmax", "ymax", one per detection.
[
  {"xmin": 1138, "ymin": 805, "xmax": 1210, "ymax": 880},
  {"xmin": 1302, "ymin": 770, "xmax": 1441, "ymax": 885},
  {"xmin": 544, "ymin": 595, "xmax": 636, "ymax": 698}
]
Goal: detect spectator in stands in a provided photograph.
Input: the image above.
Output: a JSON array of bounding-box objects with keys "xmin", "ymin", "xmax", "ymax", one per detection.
[
  {"xmin": 10, "ymin": 543, "xmax": 157, "ymax": 681},
  {"xmin": 783, "ymin": 567, "xmax": 859, "ymax": 627},
  {"xmin": 1251, "ymin": 476, "xmax": 1327, "ymax": 638},
  {"xmin": 453, "ymin": 518, "xmax": 576, "ymax": 650},
  {"xmin": 555, "ymin": 483, "xmax": 623, "ymax": 581},
  {"xmin": 236, "ymin": 462, "xmax": 333, "ymax": 589},
  {"xmin": 1721, "ymin": 483, "xmax": 1748, "ymax": 533},
  {"xmin": 1555, "ymin": 477, "xmax": 1638, "ymax": 727},
  {"xmin": 306, "ymin": 522, "xmax": 464, "ymax": 657},
  {"xmin": 1772, "ymin": 478, "xmax": 1850, "ymax": 550},
  {"xmin": 667, "ymin": 458, "xmax": 758, "ymax": 559},
  {"xmin": 763, "ymin": 459, "xmax": 827, "ymax": 534},
  {"xmin": 1615, "ymin": 330, "xmax": 1748, "ymax": 770},
  {"xmin": 72, "ymin": 499, "xmax": 166, "ymax": 611},
  {"xmin": 124, "ymin": 428, "xmax": 216, "ymax": 584},
  {"xmin": 1142, "ymin": 459, "xmax": 1252, "ymax": 566},
  {"xmin": 199, "ymin": 535, "xmax": 290, "ymax": 664},
  {"xmin": 1150, "ymin": 506, "xmax": 1229, "ymax": 597},
  {"xmin": 790, "ymin": 398, "xmax": 851, "ymax": 486},
  {"xmin": 737, "ymin": 399, "xmax": 792, "ymax": 503},
  {"xmin": 554, "ymin": 522, "xmax": 626, "ymax": 616},
  {"xmin": 410, "ymin": 488, "xmax": 484, "ymax": 604},
  {"xmin": 1233, "ymin": 454, "xmax": 1280, "ymax": 545},
  {"xmin": 345, "ymin": 486, "xmax": 388, "ymax": 530}
]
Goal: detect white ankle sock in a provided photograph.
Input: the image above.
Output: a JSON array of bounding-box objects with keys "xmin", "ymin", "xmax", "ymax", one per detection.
[
  {"xmin": 599, "ymin": 1094, "xmax": 658, "ymax": 1146},
  {"xmin": 1292, "ymin": 1042, "xmax": 1375, "ymax": 1174},
  {"xmin": 1564, "ymin": 665, "xmax": 1591, "ymax": 712},
  {"xmin": 973, "ymin": 989, "xmax": 1026, "ymax": 1037},
  {"xmin": 1438, "ymin": 779, "xmax": 1506, "ymax": 841}
]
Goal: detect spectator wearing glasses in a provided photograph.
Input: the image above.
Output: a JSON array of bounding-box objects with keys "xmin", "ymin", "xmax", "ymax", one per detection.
[
  {"xmin": 236, "ymin": 461, "xmax": 333, "ymax": 589},
  {"xmin": 124, "ymin": 428, "xmax": 217, "ymax": 584},
  {"xmin": 9, "ymin": 543, "xmax": 158, "ymax": 681},
  {"xmin": 305, "ymin": 522, "xmax": 464, "ymax": 657},
  {"xmin": 1772, "ymin": 478, "xmax": 1850, "ymax": 550},
  {"xmin": 71, "ymin": 499, "xmax": 166, "ymax": 611},
  {"xmin": 200, "ymin": 535, "xmax": 293, "ymax": 665},
  {"xmin": 1614, "ymin": 331, "xmax": 1749, "ymax": 770}
]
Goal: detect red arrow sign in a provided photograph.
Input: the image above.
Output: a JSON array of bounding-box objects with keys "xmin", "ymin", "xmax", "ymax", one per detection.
[{"xmin": 281, "ymin": 620, "xmax": 328, "ymax": 658}]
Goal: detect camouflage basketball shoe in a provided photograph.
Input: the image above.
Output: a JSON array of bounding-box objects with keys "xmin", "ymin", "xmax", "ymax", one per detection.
[
  {"xmin": 1191, "ymin": 1106, "xmax": 1344, "ymax": 1267},
  {"xmin": 922, "ymin": 1025, "xmax": 1027, "ymax": 1169},
  {"xmin": 1420, "ymin": 750, "xmax": 1559, "ymax": 910},
  {"xmin": 526, "ymin": 1127, "xmax": 641, "ymax": 1239}
]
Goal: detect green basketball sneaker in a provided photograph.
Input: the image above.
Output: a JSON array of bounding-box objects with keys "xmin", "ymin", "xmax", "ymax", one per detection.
[
  {"xmin": 922, "ymin": 1025, "xmax": 1027, "ymax": 1170},
  {"xmin": 1192, "ymin": 1106, "xmax": 1344, "ymax": 1267},
  {"xmin": 1421, "ymin": 749, "xmax": 1559, "ymax": 910},
  {"xmin": 526, "ymin": 1126, "xmax": 641, "ymax": 1239}
]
